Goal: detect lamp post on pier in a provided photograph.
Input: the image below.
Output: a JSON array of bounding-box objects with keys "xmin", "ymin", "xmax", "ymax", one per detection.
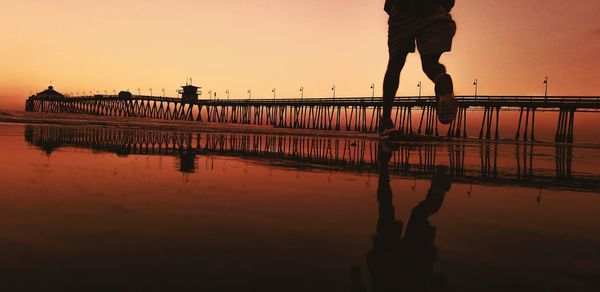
[
  {"xmin": 370, "ymin": 83, "xmax": 375, "ymax": 101},
  {"xmin": 331, "ymin": 85, "xmax": 336, "ymax": 99},
  {"xmin": 417, "ymin": 81, "xmax": 422, "ymax": 100},
  {"xmin": 300, "ymin": 86, "xmax": 304, "ymax": 99},
  {"xmin": 272, "ymin": 88, "xmax": 276, "ymax": 100},
  {"xmin": 162, "ymin": 88, "xmax": 165, "ymax": 97},
  {"xmin": 473, "ymin": 79, "xmax": 478, "ymax": 100},
  {"xmin": 208, "ymin": 90, "xmax": 213, "ymax": 101},
  {"xmin": 226, "ymin": 90, "xmax": 230, "ymax": 100},
  {"xmin": 149, "ymin": 88, "xmax": 153, "ymax": 97},
  {"xmin": 137, "ymin": 88, "xmax": 141, "ymax": 96},
  {"xmin": 247, "ymin": 89, "xmax": 252, "ymax": 100},
  {"xmin": 543, "ymin": 77, "xmax": 549, "ymax": 101}
]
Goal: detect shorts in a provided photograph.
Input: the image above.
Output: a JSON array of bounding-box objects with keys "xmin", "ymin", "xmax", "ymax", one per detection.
[{"xmin": 388, "ymin": 6, "xmax": 456, "ymax": 57}]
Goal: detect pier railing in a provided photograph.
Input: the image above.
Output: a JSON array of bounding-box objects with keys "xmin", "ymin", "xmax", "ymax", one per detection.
[{"xmin": 29, "ymin": 95, "xmax": 600, "ymax": 107}]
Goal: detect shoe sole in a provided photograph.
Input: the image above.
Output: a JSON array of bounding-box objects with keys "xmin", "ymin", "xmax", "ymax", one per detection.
[{"xmin": 435, "ymin": 74, "xmax": 457, "ymax": 125}]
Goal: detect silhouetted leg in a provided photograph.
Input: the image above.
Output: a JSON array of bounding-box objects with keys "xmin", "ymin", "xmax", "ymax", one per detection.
[
  {"xmin": 423, "ymin": 52, "xmax": 457, "ymax": 124},
  {"xmin": 421, "ymin": 52, "xmax": 446, "ymax": 82},
  {"xmin": 382, "ymin": 53, "xmax": 408, "ymax": 121}
]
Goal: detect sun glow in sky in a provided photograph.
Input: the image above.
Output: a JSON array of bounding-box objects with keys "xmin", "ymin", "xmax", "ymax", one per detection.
[{"xmin": 1, "ymin": 0, "xmax": 599, "ymax": 109}]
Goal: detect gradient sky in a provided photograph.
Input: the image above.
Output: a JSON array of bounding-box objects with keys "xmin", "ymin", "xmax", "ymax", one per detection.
[{"xmin": 1, "ymin": 0, "xmax": 599, "ymax": 109}]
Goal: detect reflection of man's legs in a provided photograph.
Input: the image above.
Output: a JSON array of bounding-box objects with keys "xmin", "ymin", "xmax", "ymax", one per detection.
[
  {"xmin": 375, "ymin": 141, "xmax": 402, "ymax": 238},
  {"xmin": 381, "ymin": 52, "xmax": 409, "ymax": 132},
  {"xmin": 405, "ymin": 165, "xmax": 452, "ymax": 241}
]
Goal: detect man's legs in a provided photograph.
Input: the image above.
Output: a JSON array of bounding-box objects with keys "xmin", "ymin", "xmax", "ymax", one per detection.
[
  {"xmin": 421, "ymin": 52, "xmax": 457, "ymax": 125},
  {"xmin": 421, "ymin": 52, "xmax": 446, "ymax": 82},
  {"xmin": 382, "ymin": 53, "xmax": 409, "ymax": 124}
]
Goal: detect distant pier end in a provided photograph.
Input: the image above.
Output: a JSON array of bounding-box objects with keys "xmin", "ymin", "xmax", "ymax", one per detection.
[{"xmin": 26, "ymin": 85, "xmax": 64, "ymax": 111}]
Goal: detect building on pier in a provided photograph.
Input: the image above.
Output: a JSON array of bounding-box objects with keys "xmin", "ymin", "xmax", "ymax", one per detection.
[
  {"xmin": 178, "ymin": 83, "xmax": 202, "ymax": 103},
  {"xmin": 26, "ymin": 85, "xmax": 64, "ymax": 111},
  {"xmin": 36, "ymin": 85, "xmax": 64, "ymax": 100},
  {"xmin": 118, "ymin": 91, "xmax": 133, "ymax": 99}
]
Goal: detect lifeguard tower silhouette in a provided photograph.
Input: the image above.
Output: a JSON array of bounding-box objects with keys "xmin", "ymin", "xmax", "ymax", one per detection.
[{"xmin": 178, "ymin": 79, "xmax": 202, "ymax": 103}]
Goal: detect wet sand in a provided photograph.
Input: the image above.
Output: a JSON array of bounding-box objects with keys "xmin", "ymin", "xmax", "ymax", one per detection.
[{"xmin": 1, "ymin": 122, "xmax": 599, "ymax": 291}]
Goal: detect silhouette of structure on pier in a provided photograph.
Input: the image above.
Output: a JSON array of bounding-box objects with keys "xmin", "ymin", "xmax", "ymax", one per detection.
[
  {"xmin": 25, "ymin": 86, "xmax": 600, "ymax": 143},
  {"xmin": 24, "ymin": 125, "xmax": 600, "ymax": 193}
]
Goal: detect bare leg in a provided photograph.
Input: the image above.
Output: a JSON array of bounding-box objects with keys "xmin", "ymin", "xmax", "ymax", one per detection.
[
  {"xmin": 421, "ymin": 52, "xmax": 446, "ymax": 82},
  {"xmin": 422, "ymin": 52, "xmax": 457, "ymax": 125},
  {"xmin": 382, "ymin": 53, "xmax": 408, "ymax": 121}
]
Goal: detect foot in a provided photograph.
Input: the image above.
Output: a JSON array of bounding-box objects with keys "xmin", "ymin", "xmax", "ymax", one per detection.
[
  {"xmin": 378, "ymin": 117, "xmax": 395, "ymax": 138},
  {"xmin": 435, "ymin": 73, "xmax": 458, "ymax": 125}
]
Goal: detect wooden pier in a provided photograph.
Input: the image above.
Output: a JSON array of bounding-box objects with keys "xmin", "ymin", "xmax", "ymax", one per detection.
[{"xmin": 25, "ymin": 90, "xmax": 600, "ymax": 143}]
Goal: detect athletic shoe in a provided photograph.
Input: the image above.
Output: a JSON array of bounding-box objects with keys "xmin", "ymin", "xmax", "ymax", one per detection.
[{"xmin": 435, "ymin": 73, "xmax": 458, "ymax": 125}]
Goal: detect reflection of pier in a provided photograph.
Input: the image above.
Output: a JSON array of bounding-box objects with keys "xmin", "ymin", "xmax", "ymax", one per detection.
[
  {"xmin": 25, "ymin": 86, "xmax": 600, "ymax": 143},
  {"xmin": 24, "ymin": 125, "xmax": 600, "ymax": 192}
]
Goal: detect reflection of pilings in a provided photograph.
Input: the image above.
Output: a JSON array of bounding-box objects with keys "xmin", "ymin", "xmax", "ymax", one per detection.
[
  {"xmin": 516, "ymin": 143, "xmax": 535, "ymax": 178},
  {"xmin": 555, "ymin": 145, "xmax": 573, "ymax": 179},
  {"xmin": 390, "ymin": 145, "xmax": 411, "ymax": 171},
  {"xmin": 201, "ymin": 133, "xmax": 372, "ymax": 170},
  {"xmin": 480, "ymin": 142, "xmax": 498, "ymax": 177},
  {"xmin": 418, "ymin": 144, "xmax": 437, "ymax": 174},
  {"xmin": 23, "ymin": 125, "xmax": 589, "ymax": 191},
  {"xmin": 448, "ymin": 143, "xmax": 465, "ymax": 175}
]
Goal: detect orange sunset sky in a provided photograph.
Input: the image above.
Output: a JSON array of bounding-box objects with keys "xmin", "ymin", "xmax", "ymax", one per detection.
[{"xmin": 1, "ymin": 0, "xmax": 599, "ymax": 110}]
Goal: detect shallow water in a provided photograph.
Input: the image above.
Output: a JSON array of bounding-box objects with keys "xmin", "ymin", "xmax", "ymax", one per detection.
[{"xmin": 0, "ymin": 123, "xmax": 599, "ymax": 291}]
